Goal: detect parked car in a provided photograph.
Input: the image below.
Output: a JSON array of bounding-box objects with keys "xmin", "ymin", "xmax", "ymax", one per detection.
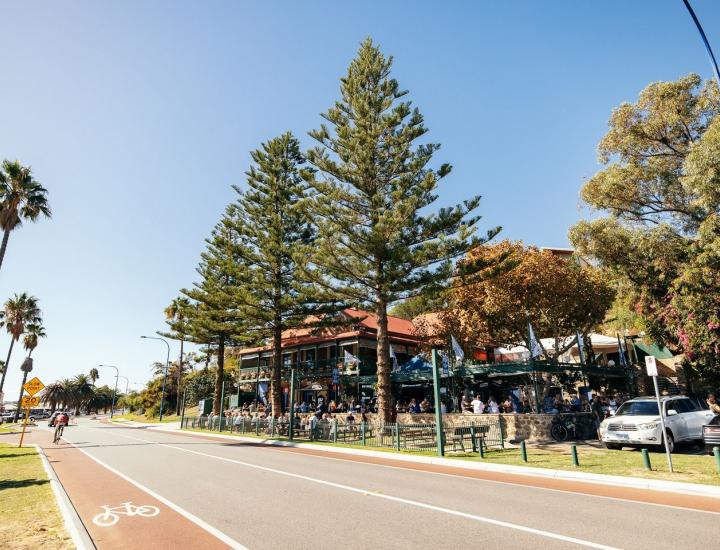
[
  {"xmin": 599, "ymin": 396, "xmax": 715, "ymax": 452},
  {"xmin": 702, "ymin": 415, "xmax": 720, "ymax": 454},
  {"xmin": 48, "ymin": 411, "xmax": 72, "ymax": 427}
]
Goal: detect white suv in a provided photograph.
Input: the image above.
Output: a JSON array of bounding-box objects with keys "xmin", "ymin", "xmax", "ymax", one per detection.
[{"xmin": 599, "ymin": 396, "xmax": 715, "ymax": 452}]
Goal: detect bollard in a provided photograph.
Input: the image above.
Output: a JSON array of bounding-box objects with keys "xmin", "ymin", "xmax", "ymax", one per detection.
[
  {"xmin": 395, "ymin": 424, "xmax": 401, "ymax": 451},
  {"xmin": 571, "ymin": 444, "xmax": 579, "ymax": 467},
  {"xmin": 479, "ymin": 437, "xmax": 485, "ymax": 459},
  {"xmin": 361, "ymin": 422, "xmax": 366, "ymax": 446},
  {"xmin": 255, "ymin": 417, "xmax": 260, "ymax": 436},
  {"xmin": 641, "ymin": 448, "xmax": 652, "ymax": 471},
  {"xmin": 270, "ymin": 416, "xmax": 275, "ymax": 437},
  {"xmin": 332, "ymin": 421, "xmax": 338, "ymax": 443},
  {"xmin": 714, "ymin": 447, "xmax": 720, "ymax": 474},
  {"xmin": 470, "ymin": 425, "xmax": 477, "ymax": 453},
  {"xmin": 520, "ymin": 440, "xmax": 528, "ymax": 462}
]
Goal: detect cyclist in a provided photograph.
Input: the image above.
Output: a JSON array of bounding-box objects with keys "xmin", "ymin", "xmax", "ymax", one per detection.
[{"xmin": 53, "ymin": 412, "xmax": 69, "ymax": 443}]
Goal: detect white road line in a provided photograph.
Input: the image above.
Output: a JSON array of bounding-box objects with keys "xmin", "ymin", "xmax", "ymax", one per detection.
[
  {"xmin": 60, "ymin": 432, "xmax": 248, "ymax": 550},
  {"xmin": 110, "ymin": 430, "xmax": 619, "ymax": 550}
]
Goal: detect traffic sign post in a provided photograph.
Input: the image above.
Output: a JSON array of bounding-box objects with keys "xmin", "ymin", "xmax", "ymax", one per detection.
[
  {"xmin": 645, "ymin": 356, "xmax": 673, "ymax": 473},
  {"xmin": 18, "ymin": 376, "xmax": 44, "ymax": 449}
]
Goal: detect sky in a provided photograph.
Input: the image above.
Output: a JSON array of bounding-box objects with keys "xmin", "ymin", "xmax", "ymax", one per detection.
[{"xmin": 1, "ymin": 0, "xmax": 719, "ymax": 398}]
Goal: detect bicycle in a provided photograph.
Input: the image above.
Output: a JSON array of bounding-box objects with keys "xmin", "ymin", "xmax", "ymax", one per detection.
[
  {"xmin": 550, "ymin": 414, "xmax": 576, "ymax": 442},
  {"xmin": 53, "ymin": 423, "xmax": 65, "ymax": 444},
  {"xmin": 93, "ymin": 502, "xmax": 160, "ymax": 527}
]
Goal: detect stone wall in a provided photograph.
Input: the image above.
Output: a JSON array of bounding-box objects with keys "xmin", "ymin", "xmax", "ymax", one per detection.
[{"xmin": 364, "ymin": 412, "xmax": 560, "ymax": 442}]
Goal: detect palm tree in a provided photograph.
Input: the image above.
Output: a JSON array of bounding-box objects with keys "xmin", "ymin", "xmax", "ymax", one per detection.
[
  {"xmin": 41, "ymin": 381, "xmax": 68, "ymax": 414},
  {"xmin": 89, "ymin": 367, "xmax": 99, "ymax": 386},
  {"xmin": 0, "ymin": 160, "xmax": 51, "ymax": 272},
  {"xmin": 12, "ymin": 322, "xmax": 46, "ymax": 421},
  {"xmin": 70, "ymin": 374, "xmax": 95, "ymax": 415},
  {"xmin": 0, "ymin": 293, "xmax": 41, "ymax": 395},
  {"xmin": 161, "ymin": 296, "xmax": 192, "ymax": 415}
]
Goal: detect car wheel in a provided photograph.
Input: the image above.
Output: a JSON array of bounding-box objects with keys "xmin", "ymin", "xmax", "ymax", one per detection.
[
  {"xmin": 662, "ymin": 430, "xmax": 675, "ymax": 453},
  {"xmin": 605, "ymin": 443, "xmax": 622, "ymax": 450}
]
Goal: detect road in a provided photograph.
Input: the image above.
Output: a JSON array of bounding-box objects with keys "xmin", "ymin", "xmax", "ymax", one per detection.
[{"xmin": 33, "ymin": 417, "xmax": 720, "ymax": 549}]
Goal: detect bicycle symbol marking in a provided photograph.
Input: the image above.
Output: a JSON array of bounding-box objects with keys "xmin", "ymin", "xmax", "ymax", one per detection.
[{"xmin": 92, "ymin": 501, "xmax": 160, "ymax": 527}]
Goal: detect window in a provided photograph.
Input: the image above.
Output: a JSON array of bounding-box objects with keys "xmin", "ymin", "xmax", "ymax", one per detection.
[
  {"xmin": 665, "ymin": 401, "xmax": 680, "ymax": 415},
  {"xmin": 615, "ymin": 401, "xmax": 659, "ymax": 416},
  {"xmin": 675, "ymin": 399, "xmax": 697, "ymax": 413}
]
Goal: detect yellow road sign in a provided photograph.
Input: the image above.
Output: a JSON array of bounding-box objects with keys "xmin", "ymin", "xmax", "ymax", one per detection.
[
  {"xmin": 21, "ymin": 395, "xmax": 40, "ymax": 407},
  {"xmin": 23, "ymin": 377, "xmax": 45, "ymax": 396}
]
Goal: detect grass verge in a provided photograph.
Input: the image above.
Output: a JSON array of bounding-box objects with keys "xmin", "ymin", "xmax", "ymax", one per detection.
[
  {"xmin": 0, "ymin": 442, "xmax": 72, "ymax": 549},
  {"xmin": 181, "ymin": 427, "xmax": 720, "ymax": 486}
]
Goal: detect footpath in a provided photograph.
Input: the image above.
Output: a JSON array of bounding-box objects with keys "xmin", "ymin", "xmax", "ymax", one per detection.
[
  {"xmin": 8, "ymin": 424, "xmax": 235, "ymax": 550},
  {"xmin": 140, "ymin": 420, "xmax": 720, "ymax": 513}
]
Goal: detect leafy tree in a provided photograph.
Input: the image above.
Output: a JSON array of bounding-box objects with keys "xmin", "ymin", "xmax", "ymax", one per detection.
[
  {"xmin": 439, "ymin": 241, "xmax": 615, "ymax": 358},
  {"xmin": 228, "ymin": 133, "xmax": 341, "ymax": 415},
  {"xmin": 70, "ymin": 374, "xmax": 95, "ymax": 415},
  {"xmin": 0, "ymin": 160, "xmax": 51, "ymax": 272},
  {"xmin": 305, "ymin": 39, "xmax": 499, "ymax": 420},
  {"xmin": 569, "ymin": 74, "xmax": 720, "ymax": 384},
  {"xmin": 0, "ymin": 292, "xmax": 41, "ymax": 395},
  {"xmin": 183, "ymin": 216, "xmax": 244, "ymax": 414},
  {"xmin": 159, "ymin": 296, "xmax": 193, "ymax": 414},
  {"xmin": 41, "ymin": 381, "xmax": 70, "ymax": 414}
]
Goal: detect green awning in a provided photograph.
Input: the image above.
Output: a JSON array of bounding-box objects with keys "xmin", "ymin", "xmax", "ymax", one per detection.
[{"xmin": 634, "ymin": 341, "xmax": 674, "ymax": 359}]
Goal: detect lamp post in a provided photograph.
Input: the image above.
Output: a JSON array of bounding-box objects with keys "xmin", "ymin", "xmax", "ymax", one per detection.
[
  {"xmin": 682, "ymin": 0, "xmax": 720, "ymax": 87},
  {"xmin": 98, "ymin": 365, "xmax": 120, "ymax": 419},
  {"xmin": 141, "ymin": 335, "xmax": 170, "ymax": 421}
]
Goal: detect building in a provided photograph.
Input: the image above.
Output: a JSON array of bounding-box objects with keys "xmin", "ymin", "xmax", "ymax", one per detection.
[{"xmin": 235, "ymin": 308, "xmax": 421, "ymax": 407}]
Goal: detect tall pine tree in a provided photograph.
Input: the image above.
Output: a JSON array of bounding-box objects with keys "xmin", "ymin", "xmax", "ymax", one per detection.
[
  {"xmin": 229, "ymin": 132, "xmax": 340, "ymax": 415},
  {"xmin": 183, "ymin": 215, "xmax": 244, "ymax": 415},
  {"xmin": 305, "ymin": 38, "xmax": 499, "ymax": 421}
]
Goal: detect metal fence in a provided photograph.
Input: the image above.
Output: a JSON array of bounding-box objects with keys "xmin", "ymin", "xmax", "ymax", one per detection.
[{"xmin": 182, "ymin": 416, "xmax": 504, "ymax": 455}]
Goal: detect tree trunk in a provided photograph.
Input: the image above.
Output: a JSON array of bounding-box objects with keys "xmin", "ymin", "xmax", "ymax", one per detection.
[
  {"xmin": 0, "ymin": 228, "xmax": 10, "ymax": 274},
  {"xmin": 13, "ymin": 370, "xmax": 30, "ymax": 422},
  {"xmin": 0, "ymin": 337, "xmax": 15, "ymax": 395},
  {"xmin": 213, "ymin": 336, "xmax": 225, "ymax": 415},
  {"xmin": 375, "ymin": 298, "xmax": 392, "ymax": 423},
  {"xmin": 270, "ymin": 321, "xmax": 283, "ymax": 417},
  {"xmin": 175, "ymin": 339, "xmax": 184, "ymax": 415}
]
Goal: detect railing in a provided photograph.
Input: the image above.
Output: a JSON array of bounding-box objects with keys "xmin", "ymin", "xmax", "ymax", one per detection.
[{"xmin": 182, "ymin": 416, "xmax": 504, "ymax": 455}]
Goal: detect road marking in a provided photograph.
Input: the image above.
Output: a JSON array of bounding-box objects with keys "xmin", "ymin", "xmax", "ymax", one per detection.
[
  {"xmin": 112, "ymin": 430, "xmax": 619, "ymax": 550},
  {"xmin": 146, "ymin": 426, "xmax": 720, "ymax": 517},
  {"xmin": 92, "ymin": 502, "xmax": 160, "ymax": 527},
  {"xmin": 60, "ymin": 433, "xmax": 248, "ymax": 550}
]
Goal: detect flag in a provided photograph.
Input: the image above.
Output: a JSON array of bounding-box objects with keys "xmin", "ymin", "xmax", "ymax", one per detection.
[
  {"xmin": 616, "ymin": 334, "xmax": 628, "ymax": 368},
  {"xmin": 527, "ymin": 322, "xmax": 543, "ymax": 359},
  {"xmin": 576, "ymin": 331, "xmax": 586, "ymax": 365},
  {"xmin": 344, "ymin": 350, "xmax": 358, "ymax": 364},
  {"xmin": 441, "ymin": 352, "xmax": 450, "ymax": 376},
  {"xmin": 390, "ymin": 344, "xmax": 399, "ymax": 372},
  {"xmin": 451, "ymin": 334, "xmax": 465, "ymax": 364}
]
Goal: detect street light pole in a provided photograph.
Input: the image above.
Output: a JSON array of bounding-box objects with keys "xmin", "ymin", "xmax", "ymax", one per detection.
[
  {"xmin": 98, "ymin": 365, "xmax": 119, "ymax": 419},
  {"xmin": 682, "ymin": 0, "xmax": 720, "ymax": 87},
  {"xmin": 141, "ymin": 335, "xmax": 170, "ymax": 421}
]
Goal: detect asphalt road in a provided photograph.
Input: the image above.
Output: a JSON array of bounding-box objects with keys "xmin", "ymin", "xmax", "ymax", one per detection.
[{"xmin": 44, "ymin": 418, "xmax": 720, "ymax": 550}]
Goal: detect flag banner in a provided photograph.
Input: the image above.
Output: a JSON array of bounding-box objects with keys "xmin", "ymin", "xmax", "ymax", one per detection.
[
  {"xmin": 344, "ymin": 350, "xmax": 358, "ymax": 364},
  {"xmin": 451, "ymin": 334, "xmax": 465, "ymax": 364},
  {"xmin": 527, "ymin": 322, "xmax": 543, "ymax": 359},
  {"xmin": 390, "ymin": 344, "xmax": 399, "ymax": 372},
  {"xmin": 576, "ymin": 331, "xmax": 586, "ymax": 365},
  {"xmin": 441, "ymin": 352, "xmax": 449, "ymax": 376},
  {"xmin": 332, "ymin": 367, "xmax": 340, "ymax": 384},
  {"xmin": 617, "ymin": 334, "xmax": 628, "ymax": 368}
]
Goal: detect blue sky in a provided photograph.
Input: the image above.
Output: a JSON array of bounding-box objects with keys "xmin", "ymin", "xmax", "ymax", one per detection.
[{"xmin": 1, "ymin": 0, "xmax": 718, "ymax": 396}]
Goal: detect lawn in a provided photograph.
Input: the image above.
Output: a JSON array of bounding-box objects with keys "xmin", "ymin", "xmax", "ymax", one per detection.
[
  {"xmin": 0, "ymin": 442, "xmax": 72, "ymax": 549},
  {"xmin": 182, "ymin": 426, "xmax": 720, "ymax": 486},
  {"xmin": 115, "ymin": 406, "xmax": 198, "ymax": 424}
]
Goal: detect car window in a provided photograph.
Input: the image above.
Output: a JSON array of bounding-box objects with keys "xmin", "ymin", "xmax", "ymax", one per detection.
[
  {"xmin": 615, "ymin": 401, "xmax": 658, "ymax": 416},
  {"xmin": 665, "ymin": 401, "xmax": 681, "ymax": 415},
  {"xmin": 676, "ymin": 399, "xmax": 697, "ymax": 413}
]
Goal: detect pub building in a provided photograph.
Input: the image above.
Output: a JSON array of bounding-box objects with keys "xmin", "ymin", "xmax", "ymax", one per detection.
[{"xmin": 234, "ymin": 308, "xmax": 422, "ymax": 409}]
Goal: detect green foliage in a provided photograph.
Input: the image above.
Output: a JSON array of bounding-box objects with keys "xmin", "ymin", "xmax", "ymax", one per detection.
[
  {"xmin": 570, "ymin": 74, "xmax": 720, "ymax": 385},
  {"xmin": 304, "ymin": 39, "xmax": 499, "ymax": 420},
  {"xmin": 389, "ymin": 291, "xmax": 449, "ymax": 321}
]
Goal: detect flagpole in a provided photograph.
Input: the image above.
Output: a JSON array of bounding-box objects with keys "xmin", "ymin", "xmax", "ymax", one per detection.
[{"xmin": 527, "ymin": 317, "xmax": 541, "ymax": 413}]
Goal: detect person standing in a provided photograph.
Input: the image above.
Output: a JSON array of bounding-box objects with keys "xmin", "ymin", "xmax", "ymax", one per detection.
[{"xmin": 471, "ymin": 395, "xmax": 484, "ymax": 415}]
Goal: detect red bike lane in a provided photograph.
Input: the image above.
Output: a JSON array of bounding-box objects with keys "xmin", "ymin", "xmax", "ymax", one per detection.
[{"xmin": 15, "ymin": 426, "xmax": 236, "ymax": 550}]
